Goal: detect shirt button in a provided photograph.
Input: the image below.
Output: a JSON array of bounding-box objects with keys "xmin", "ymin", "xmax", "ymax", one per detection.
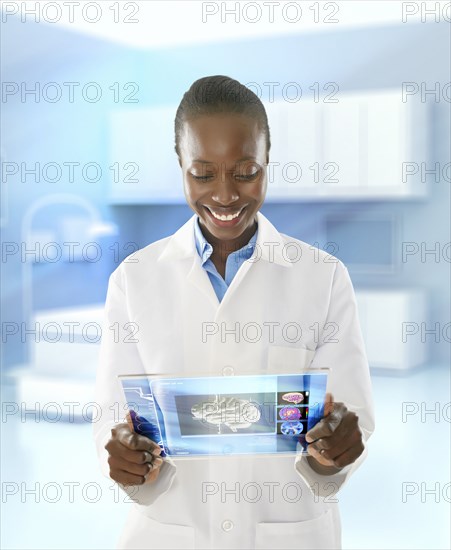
[
  {"xmin": 222, "ymin": 520, "xmax": 234, "ymax": 532},
  {"xmin": 222, "ymin": 365, "xmax": 235, "ymax": 376}
]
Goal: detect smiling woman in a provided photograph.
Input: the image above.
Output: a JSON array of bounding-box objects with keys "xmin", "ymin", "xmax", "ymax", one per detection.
[
  {"xmin": 94, "ymin": 75, "xmax": 375, "ymax": 550},
  {"xmin": 174, "ymin": 76, "xmax": 271, "ymax": 277}
]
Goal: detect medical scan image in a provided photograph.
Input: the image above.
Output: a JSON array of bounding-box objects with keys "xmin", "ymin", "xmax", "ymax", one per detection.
[
  {"xmin": 279, "ymin": 406, "xmax": 302, "ymax": 421},
  {"xmin": 281, "ymin": 392, "xmax": 305, "ymax": 404},
  {"xmin": 175, "ymin": 392, "xmax": 276, "ymax": 436},
  {"xmin": 190, "ymin": 395, "xmax": 262, "ymax": 433},
  {"xmin": 277, "ymin": 390, "xmax": 309, "ymax": 406},
  {"xmin": 280, "ymin": 421, "xmax": 304, "ymax": 435}
]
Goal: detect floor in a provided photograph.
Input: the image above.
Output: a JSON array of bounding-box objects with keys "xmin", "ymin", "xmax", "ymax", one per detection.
[{"xmin": 1, "ymin": 364, "xmax": 450, "ymax": 550}]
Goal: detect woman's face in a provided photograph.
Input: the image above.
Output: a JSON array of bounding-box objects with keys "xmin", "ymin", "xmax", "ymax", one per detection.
[{"xmin": 178, "ymin": 112, "xmax": 268, "ymax": 244}]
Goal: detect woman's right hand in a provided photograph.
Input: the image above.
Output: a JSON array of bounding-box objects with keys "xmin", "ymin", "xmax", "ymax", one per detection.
[{"xmin": 105, "ymin": 422, "xmax": 164, "ymax": 486}]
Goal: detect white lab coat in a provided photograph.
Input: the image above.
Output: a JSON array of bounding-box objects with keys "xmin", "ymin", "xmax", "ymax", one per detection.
[{"xmin": 93, "ymin": 211, "xmax": 375, "ymax": 550}]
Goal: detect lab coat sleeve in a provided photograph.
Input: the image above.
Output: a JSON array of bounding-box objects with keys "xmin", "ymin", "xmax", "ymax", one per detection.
[
  {"xmin": 294, "ymin": 259, "xmax": 375, "ymax": 498},
  {"xmin": 92, "ymin": 267, "xmax": 177, "ymax": 506}
]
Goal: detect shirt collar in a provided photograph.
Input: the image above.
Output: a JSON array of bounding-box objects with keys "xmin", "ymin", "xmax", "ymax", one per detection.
[
  {"xmin": 157, "ymin": 211, "xmax": 293, "ymax": 269},
  {"xmin": 194, "ymin": 216, "xmax": 258, "ymax": 265}
]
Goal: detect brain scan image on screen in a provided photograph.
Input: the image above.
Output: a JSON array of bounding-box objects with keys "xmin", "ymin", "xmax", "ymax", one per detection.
[
  {"xmin": 191, "ymin": 396, "xmax": 261, "ymax": 434},
  {"xmin": 279, "ymin": 406, "xmax": 301, "ymax": 421},
  {"xmin": 175, "ymin": 391, "xmax": 276, "ymax": 437},
  {"xmin": 282, "ymin": 392, "xmax": 304, "ymax": 404},
  {"xmin": 280, "ymin": 421, "xmax": 304, "ymax": 435},
  {"xmin": 277, "ymin": 390, "xmax": 309, "ymax": 407}
]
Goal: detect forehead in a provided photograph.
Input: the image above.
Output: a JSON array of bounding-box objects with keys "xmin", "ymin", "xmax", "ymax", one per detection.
[{"xmin": 180, "ymin": 113, "xmax": 265, "ymax": 163}]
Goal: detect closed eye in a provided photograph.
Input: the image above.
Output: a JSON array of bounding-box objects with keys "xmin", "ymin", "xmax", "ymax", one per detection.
[
  {"xmin": 235, "ymin": 170, "xmax": 260, "ymax": 181},
  {"xmin": 190, "ymin": 170, "xmax": 261, "ymax": 182},
  {"xmin": 191, "ymin": 174, "xmax": 213, "ymax": 181}
]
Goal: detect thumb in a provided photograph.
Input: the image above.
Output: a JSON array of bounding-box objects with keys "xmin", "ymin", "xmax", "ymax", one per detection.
[{"xmin": 125, "ymin": 410, "xmax": 134, "ymax": 431}]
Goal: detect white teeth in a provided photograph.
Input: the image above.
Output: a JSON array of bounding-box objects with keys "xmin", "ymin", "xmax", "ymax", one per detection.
[{"xmin": 208, "ymin": 207, "xmax": 242, "ymax": 221}]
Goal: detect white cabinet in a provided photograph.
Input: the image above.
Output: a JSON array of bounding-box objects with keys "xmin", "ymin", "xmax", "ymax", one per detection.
[
  {"xmin": 264, "ymin": 89, "xmax": 429, "ymax": 200},
  {"xmin": 354, "ymin": 289, "xmax": 427, "ymax": 371},
  {"xmin": 264, "ymin": 99, "xmax": 321, "ymax": 195},
  {"xmin": 108, "ymin": 105, "xmax": 184, "ymax": 204}
]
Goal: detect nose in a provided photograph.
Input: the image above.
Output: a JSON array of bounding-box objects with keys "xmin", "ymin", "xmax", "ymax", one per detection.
[{"xmin": 211, "ymin": 173, "xmax": 240, "ymax": 205}]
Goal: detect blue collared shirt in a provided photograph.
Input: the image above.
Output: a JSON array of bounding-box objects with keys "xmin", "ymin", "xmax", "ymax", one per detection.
[{"xmin": 194, "ymin": 216, "xmax": 258, "ymax": 302}]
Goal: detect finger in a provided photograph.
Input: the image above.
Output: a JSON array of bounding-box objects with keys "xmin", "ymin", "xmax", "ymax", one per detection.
[
  {"xmin": 116, "ymin": 426, "xmax": 161, "ymax": 453},
  {"xmin": 108, "ymin": 455, "xmax": 153, "ymax": 477},
  {"xmin": 144, "ymin": 466, "xmax": 162, "ymax": 484},
  {"xmin": 311, "ymin": 411, "xmax": 356, "ymax": 450},
  {"xmin": 307, "ymin": 442, "xmax": 336, "ymax": 467},
  {"xmin": 305, "ymin": 394, "xmax": 336, "ymax": 443},
  {"xmin": 115, "ymin": 422, "xmax": 162, "ymax": 455},
  {"xmin": 111, "ymin": 469, "xmax": 147, "ymax": 486},
  {"xmin": 105, "ymin": 439, "xmax": 161, "ymax": 463},
  {"xmin": 329, "ymin": 442, "xmax": 364, "ymax": 469},
  {"xmin": 305, "ymin": 403, "xmax": 346, "ymax": 443},
  {"xmin": 313, "ymin": 414, "xmax": 361, "ymax": 460},
  {"xmin": 324, "ymin": 392, "xmax": 334, "ymax": 417}
]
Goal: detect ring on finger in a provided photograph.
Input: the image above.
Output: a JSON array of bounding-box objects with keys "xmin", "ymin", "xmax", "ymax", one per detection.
[{"xmin": 143, "ymin": 451, "xmax": 153, "ymax": 463}]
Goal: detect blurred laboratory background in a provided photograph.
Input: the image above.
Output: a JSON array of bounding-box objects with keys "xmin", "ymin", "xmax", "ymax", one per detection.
[{"xmin": 1, "ymin": 1, "xmax": 450, "ymax": 549}]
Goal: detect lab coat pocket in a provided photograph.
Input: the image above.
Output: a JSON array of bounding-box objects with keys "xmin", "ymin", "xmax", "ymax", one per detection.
[
  {"xmin": 267, "ymin": 345, "xmax": 316, "ymax": 373},
  {"xmin": 254, "ymin": 508, "xmax": 337, "ymax": 550},
  {"xmin": 117, "ymin": 509, "xmax": 195, "ymax": 550}
]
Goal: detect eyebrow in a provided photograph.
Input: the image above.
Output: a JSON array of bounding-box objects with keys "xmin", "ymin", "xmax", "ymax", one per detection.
[{"xmin": 192, "ymin": 156, "xmax": 256, "ymax": 164}]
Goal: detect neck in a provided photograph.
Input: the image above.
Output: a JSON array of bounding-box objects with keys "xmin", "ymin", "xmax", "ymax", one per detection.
[{"xmin": 201, "ymin": 218, "xmax": 257, "ymax": 263}]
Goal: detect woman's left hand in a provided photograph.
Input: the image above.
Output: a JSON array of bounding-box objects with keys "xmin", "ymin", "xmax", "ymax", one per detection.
[{"xmin": 304, "ymin": 393, "xmax": 364, "ymax": 471}]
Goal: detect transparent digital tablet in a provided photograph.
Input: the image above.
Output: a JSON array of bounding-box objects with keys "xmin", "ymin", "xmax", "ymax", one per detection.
[{"xmin": 118, "ymin": 370, "xmax": 329, "ymax": 458}]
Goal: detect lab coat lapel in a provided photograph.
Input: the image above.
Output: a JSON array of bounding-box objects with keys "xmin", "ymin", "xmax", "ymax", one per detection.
[
  {"xmin": 157, "ymin": 214, "xmax": 220, "ymax": 309},
  {"xmin": 156, "ymin": 211, "xmax": 293, "ymax": 313},
  {"xmin": 214, "ymin": 256, "xmax": 252, "ymax": 314},
  {"xmin": 215, "ymin": 211, "xmax": 293, "ymax": 312},
  {"xmin": 186, "ymin": 255, "xmax": 220, "ymax": 310}
]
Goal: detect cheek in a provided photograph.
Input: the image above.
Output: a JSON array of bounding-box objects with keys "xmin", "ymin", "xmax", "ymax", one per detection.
[
  {"xmin": 182, "ymin": 176, "xmax": 195, "ymax": 197},
  {"xmin": 247, "ymin": 176, "xmax": 267, "ymax": 199},
  {"xmin": 183, "ymin": 184, "xmax": 197, "ymax": 208},
  {"xmin": 183, "ymin": 179, "xmax": 205, "ymax": 205}
]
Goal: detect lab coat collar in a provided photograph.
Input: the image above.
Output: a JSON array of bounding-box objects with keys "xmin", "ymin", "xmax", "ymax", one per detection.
[{"xmin": 157, "ymin": 211, "xmax": 293, "ymax": 268}]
